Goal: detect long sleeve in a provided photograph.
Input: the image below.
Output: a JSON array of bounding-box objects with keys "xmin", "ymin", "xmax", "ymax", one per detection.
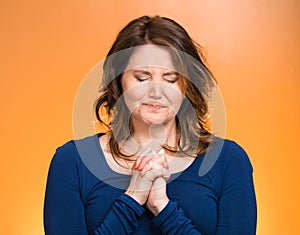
[
  {"xmin": 215, "ymin": 141, "xmax": 257, "ymax": 235},
  {"xmin": 44, "ymin": 142, "xmax": 145, "ymax": 235},
  {"xmin": 153, "ymin": 201, "xmax": 202, "ymax": 235},
  {"xmin": 94, "ymin": 194, "xmax": 144, "ymax": 234},
  {"xmin": 44, "ymin": 145, "xmax": 89, "ymax": 235}
]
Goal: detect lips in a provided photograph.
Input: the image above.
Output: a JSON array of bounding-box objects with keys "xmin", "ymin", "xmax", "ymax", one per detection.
[{"xmin": 142, "ymin": 103, "xmax": 166, "ymax": 110}]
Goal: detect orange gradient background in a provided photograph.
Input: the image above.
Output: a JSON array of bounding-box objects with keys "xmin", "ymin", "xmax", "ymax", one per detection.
[{"xmin": 0, "ymin": 1, "xmax": 299, "ymax": 234}]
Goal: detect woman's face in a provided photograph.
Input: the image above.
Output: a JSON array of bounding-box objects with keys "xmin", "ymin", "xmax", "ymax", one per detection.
[{"xmin": 121, "ymin": 45, "xmax": 185, "ymax": 126}]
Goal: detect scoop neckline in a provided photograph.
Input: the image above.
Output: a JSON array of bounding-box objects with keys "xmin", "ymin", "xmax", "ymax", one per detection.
[{"xmin": 93, "ymin": 133, "xmax": 200, "ymax": 177}]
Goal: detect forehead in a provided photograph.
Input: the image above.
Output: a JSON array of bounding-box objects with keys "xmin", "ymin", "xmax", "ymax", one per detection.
[{"xmin": 125, "ymin": 45, "xmax": 176, "ymax": 71}]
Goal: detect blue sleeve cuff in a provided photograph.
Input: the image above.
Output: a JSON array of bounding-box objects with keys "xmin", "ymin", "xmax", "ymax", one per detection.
[
  {"xmin": 152, "ymin": 200, "xmax": 177, "ymax": 228},
  {"xmin": 94, "ymin": 194, "xmax": 145, "ymax": 234},
  {"xmin": 118, "ymin": 194, "xmax": 145, "ymax": 217}
]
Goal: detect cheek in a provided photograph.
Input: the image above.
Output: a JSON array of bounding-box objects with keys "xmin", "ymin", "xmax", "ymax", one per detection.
[
  {"xmin": 173, "ymin": 97, "xmax": 185, "ymax": 114},
  {"xmin": 123, "ymin": 84, "xmax": 148, "ymax": 112},
  {"xmin": 163, "ymin": 88, "xmax": 184, "ymax": 112}
]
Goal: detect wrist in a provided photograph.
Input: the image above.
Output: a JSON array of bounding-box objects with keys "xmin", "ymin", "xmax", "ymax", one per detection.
[
  {"xmin": 124, "ymin": 191, "xmax": 145, "ymax": 206},
  {"xmin": 149, "ymin": 198, "xmax": 169, "ymax": 216}
]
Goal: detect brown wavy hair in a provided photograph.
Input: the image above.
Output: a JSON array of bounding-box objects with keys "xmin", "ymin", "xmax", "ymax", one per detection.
[{"xmin": 94, "ymin": 15, "xmax": 216, "ymax": 163}]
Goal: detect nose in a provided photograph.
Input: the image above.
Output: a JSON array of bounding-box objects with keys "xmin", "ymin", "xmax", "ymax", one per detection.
[{"xmin": 148, "ymin": 82, "xmax": 162, "ymax": 99}]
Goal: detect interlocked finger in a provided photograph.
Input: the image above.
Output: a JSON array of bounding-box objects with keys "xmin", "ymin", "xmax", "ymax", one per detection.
[
  {"xmin": 134, "ymin": 149, "xmax": 168, "ymax": 170},
  {"xmin": 144, "ymin": 166, "xmax": 171, "ymax": 181}
]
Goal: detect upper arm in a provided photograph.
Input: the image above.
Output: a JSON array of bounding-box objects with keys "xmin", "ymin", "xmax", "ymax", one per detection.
[
  {"xmin": 216, "ymin": 141, "xmax": 257, "ymax": 235},
  {"xmin": 44, "ymin": 143, "xmax": 88, "ymax": 235}
]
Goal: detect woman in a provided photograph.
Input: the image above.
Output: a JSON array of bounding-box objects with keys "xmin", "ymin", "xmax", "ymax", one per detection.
[{"xmin": 44, "ymin": 16, "xmax": 257, "ymax": 235}]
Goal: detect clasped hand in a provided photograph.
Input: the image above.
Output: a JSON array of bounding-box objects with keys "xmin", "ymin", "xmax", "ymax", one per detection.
[{"xmin": 125, "ymin": 149, "xmax": 170, "ymax": 215}]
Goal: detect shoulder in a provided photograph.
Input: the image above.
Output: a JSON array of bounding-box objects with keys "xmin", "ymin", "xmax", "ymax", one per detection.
[
  {"xmin": 55, "ymin": 140, "xmax": 77, "ymax": 155},
  {"xmin": 47, "ymin": 140, "xmax": 82, "ymax": 179},
  {"xmin": 49, "ymin": 134, "xmax": 101, "ymax": 171},
  {"xmin": 198, "ymin": 138, "xmax": 253, "ymax": 177},
  {"xmin": 208, "ymin": 138, "xmax": 254, "ymax": 182},
  {"xmin": 219, "ymin": 139, "xmax": 253, "ymax": 171}
]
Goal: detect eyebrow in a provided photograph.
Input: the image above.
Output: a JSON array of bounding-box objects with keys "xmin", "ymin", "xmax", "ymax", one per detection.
[
  {"xmin": 163, "ymin": 71, "xmax": 178, "ymax": 76},
  {"xmin": 133, "ymin": 70, "xmax": 152, "ymax": 76},
  {"xmin": 133, "ymin": 69, "xmax": 178, "ymax": 76}
]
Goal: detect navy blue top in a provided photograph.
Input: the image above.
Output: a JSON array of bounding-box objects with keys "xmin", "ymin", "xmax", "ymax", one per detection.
[{"xmin": 44, "ymin": 134, "xmax": 257, "ymax": 235}]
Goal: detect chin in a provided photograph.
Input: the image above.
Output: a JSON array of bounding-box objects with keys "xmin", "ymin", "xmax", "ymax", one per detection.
[
  {"xmin": 145, "ymin": 120, "xmax": 165, "ymax": 125},
  {"xmin": 131, "ymin": 109, "xmax": 175, "ymax": 126},
  {"xmin": 140, "ymin": 117, "xmax": 173, "ymax": 126}
]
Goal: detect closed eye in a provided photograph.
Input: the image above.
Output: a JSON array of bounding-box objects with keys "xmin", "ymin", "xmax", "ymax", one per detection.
[
  {"xmin": 163, "ymin": 72, "xmax": 179, "ymax": 83},
  {"xmin": 133, "ymin": 70, "xmax": 151, "ymax": 82},
  {"xmin": 132, "ymin": 70, "xmax": 179, "ymax": 83}
]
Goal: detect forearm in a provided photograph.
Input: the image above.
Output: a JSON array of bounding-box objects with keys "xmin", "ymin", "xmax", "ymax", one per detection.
[
  {"xmin": 153, "ymin": 201, "xmax": 202, "ymax": 235},
  {"xmin": 94, "ymin": 194, "xmax": 145, "ymax": 235}
]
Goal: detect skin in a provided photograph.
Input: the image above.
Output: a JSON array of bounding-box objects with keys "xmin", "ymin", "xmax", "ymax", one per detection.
[
  {"xmin": 121, "ymin": 46, "xmax": 185, "ymax": 214},
  {"xmin": 126, "ymin": 154, "xmax": 170, "ymax": 215},
  {"xmin": 134, "ymin": 151, "xmax": 170, "ymax": 215},
  {"xmin": 101, "ymin": 45, "xmax": 188, "ymax": 215},
  {"xmin": 121, "ymin": 46, "xmax": 184, "ymax": 147}
]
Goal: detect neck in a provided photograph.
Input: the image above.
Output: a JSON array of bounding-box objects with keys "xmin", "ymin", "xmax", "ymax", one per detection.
[{"xmin": 130, "ymin": 119, "xmax": 177, "ymax": 152}]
